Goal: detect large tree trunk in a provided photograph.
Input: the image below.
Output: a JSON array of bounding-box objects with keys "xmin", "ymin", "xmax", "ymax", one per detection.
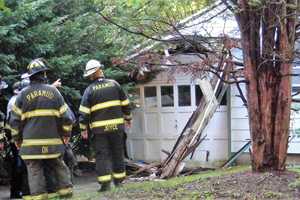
[
  {"xmin": 234, "ymin": 0, "xmax": 297, "ymax": 171},
  {"xmin": 246, "ymin": 63, "xmax": 292, "ymax": 171}
]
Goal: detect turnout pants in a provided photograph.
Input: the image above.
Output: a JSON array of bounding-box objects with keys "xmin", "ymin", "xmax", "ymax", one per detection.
[
  {"xmin": 23, "ymin": 158, "xmax": 72, "ymax": 200},
  {"xmin": 93, "ymin": 131, "xmax": 126, "ymax": 185},
  {"xmin": 10, "ymin": 156, "xmax": 30, "ymax": 198}
]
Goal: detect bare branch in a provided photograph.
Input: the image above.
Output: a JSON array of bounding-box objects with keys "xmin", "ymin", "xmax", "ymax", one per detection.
[
  {"xmin": 99, "ymin": 12, "xmax": 173, "ymax": 42},
  {"xmin": 233, "ymin": 76, "xmax": 248, "ymax": 107},
  {"xmin": 207, "ymin": 68, "xmax": 247, "ymax": 84}
]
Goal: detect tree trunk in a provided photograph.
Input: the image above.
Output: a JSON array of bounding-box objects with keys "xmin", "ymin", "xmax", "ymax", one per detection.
[
  {"xmin": 234, "ymin": 0, "xmax": 296, "ymax": 171},
  {"xmin": 246, "ymin": 65, "xmax": 291, "ymax": 171}
]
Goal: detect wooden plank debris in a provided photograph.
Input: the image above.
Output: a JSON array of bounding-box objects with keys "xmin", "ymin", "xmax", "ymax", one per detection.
[{"xmin": 158, "ymin": 66, "xmax": 229, "ymax": 178}]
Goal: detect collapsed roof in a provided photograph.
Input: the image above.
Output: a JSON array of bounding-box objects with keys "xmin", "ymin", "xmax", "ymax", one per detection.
[{"xmin": 127, "ymin": 1, "xmax": 239, "ymax": 61}]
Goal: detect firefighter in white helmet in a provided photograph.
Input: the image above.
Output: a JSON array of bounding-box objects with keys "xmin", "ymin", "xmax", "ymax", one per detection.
[{"xmin": 79, "ymin": 59, "xmax": 132, "ymax": 192}]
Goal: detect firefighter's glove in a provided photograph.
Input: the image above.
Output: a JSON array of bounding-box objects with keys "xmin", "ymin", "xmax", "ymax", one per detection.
[{"xmin": 81, "ymin": 130, "xmax": 88, "ymax": 140}]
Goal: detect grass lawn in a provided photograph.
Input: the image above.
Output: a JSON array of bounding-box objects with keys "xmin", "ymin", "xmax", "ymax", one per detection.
[{"xmin": 56, "ymin": 165, "xmax": 300, "ymax": 200}]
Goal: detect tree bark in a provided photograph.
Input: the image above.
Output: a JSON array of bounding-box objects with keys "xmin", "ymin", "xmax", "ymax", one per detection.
[{"xmin": 234, "ymin": 0, "xmax": 296, "ymax": 171}]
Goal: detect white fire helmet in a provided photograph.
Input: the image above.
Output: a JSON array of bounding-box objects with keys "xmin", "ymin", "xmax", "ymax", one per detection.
[{"xmin": 83, "ymin": 59, "xmax": 104, "ymax": 77}]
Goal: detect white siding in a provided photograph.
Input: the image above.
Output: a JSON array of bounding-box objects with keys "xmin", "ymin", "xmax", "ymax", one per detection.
[{"xmin": 230, "ymin": 85, "xmax": 300, "ymax": 154}]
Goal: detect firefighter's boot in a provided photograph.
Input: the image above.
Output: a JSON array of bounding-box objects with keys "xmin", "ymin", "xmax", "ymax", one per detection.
[
  {"xmin": 98, "ymin": 182, "xmax": 111, "ymax": 192},
  {"xmin": 113, "ymin": 179, "xmax": 123, "ymax": 187}
]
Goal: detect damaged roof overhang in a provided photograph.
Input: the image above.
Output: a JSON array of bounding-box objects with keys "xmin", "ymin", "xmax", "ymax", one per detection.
[{"xmin": 125, "ymin": 1, "xmax": 240, "ymax": 82}]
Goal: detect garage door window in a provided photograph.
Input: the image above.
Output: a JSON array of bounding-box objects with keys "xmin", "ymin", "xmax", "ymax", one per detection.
[
  {"xmin": 178, "ymin": 85, "xmax": 191, "ymax": 106},
  {"xmin": 144, "ymin": 86, "xmax": 157, "ymax": 108},
  {"xmin": 195, "ymin": 85, "xmax": 204, "ymax": 106},
  {"xmin": 161, "ymin": 86, "xmax": 174, "ymax": 107}
]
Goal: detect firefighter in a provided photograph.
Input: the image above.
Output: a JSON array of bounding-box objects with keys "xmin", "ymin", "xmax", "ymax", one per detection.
[
  {"xmin": 13, "ymin": 73, "xmax": 75, "ymax": 199},
  {"xmin": 9, "ymin": 58, "xmax": 74, "ymax": 200},
  {"xmin": 79, "ymin": 59, "xmax": 132, "ymax": 192},
  {"xmin": 7, "ymin": 81, "xmax": 21, "ymax": 118},
  {"xmin": 0, "ymin": 75, "xmax": 8, "ymax": 149},
  {"xmin": 0, "ymin": 112, "xmax": 4, "ymax": 150},
  {"xmin": 0, "ymin": 75, "xmax": 8, "ymax": 170},
  {"xmin": 6, "ymin": 81, "xmax": 30, "ymax": 120},
  {"xmin": 0, "ymin": 75, "xmax": 8, "ymax": 138},
  {"xmin": 7, "ymin": 77, "xmax": 64, "ymax": 199},
  {"xmin": 5, "ymin": 80, "xmax": 30, "ymax": 199}
]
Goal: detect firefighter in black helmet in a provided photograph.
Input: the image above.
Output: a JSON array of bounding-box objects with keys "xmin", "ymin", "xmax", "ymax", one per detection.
[
  {"xmin": 79, "ymin": 59, "xmax": 132, "ymax": 192},
  {"xmin": 9, "ymin": 58, "xmax": 74, "ymax": 200}
]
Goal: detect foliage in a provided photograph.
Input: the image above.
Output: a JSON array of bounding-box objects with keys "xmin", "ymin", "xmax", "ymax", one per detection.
[
  {"xmin": 96, "ymin": 0, "xmax": 213, "ymax": 41},
  {"xmin": 0, "ymin": 0, "xmax": 136, "ymax": 110},
  {"xmin": 0, "ymin": 0, "xmax": 210, "ymax": 156},
  {"xmin": 0, "ymin": 0, "xmax": 142, "ymax": 157},
  {"xmin": 0, "ymin": 0, "xmax": 210, "ymax": 109},
  {"xmin": 0, "ymin": 0, "xmax": 4, "ymax": 10}
]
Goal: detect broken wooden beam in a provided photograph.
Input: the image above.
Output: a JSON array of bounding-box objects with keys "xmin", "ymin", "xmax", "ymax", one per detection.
[{"xmin": 159, "ymin": 67, "xmax": 229, "ymax": 178}]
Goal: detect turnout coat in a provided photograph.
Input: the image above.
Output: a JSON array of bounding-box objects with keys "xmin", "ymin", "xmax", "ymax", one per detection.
[{"xmin": 9, "ymin": 82, "xmax": 74, "ymax": 160}]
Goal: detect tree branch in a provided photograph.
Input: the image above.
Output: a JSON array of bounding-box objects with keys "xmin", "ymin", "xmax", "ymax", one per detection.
[
  {"xmin": 99, "ymin": 12, "xmax": 173, "ymax": 42},
  {"xmin": 234, "ymin": 76, "xmax": 248, "ymax": 107}
]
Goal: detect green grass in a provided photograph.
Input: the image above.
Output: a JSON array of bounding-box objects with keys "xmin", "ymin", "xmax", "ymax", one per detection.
[
  {"xmin": 289, "ymin": 167, "xmax": 300, "ymax": 174},
  {"xmin": 56, "ymin": 165, "xmax": 300, "ymax": 200},
  {"xmin": 263, "ymin": 191, "xmax": 283, "ymax": 199},
  {"xmin": 119, "ymin": 165, "xmax": 249, "ymax": 192},
  {"xmin": 288, "ymin": 167, "xmax": 300, "ymax": 189}
]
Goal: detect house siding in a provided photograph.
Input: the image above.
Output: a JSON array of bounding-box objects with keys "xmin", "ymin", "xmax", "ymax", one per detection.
[{"xmin": 230, "ymin": 85, "xmax": 300, "ymax": 154}]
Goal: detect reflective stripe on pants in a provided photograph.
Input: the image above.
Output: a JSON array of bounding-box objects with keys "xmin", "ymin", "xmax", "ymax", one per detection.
[
  {"xmin": 58, "ymin": 187, "xmax": 73, "ymax": 197},
  {"xmin": 23, "ymin": 193, "xmax": 47, "ymax": 200},
  {"xmin": 112, "ymin": 171, "xmax": 126, "ymax": 179},
  {"xmin": 97, "ymin": 174, "xmax": 112, "ymax": 183}
]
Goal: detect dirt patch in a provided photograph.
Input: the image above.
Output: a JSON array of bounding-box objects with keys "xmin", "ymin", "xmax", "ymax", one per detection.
[
  {"xmin": 2, "ymin": 169, "xmax": 300, "ymax": 199},
  {"xmin": 103, "ymin": 170, "xmax": 300, "ymax": 200}
]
